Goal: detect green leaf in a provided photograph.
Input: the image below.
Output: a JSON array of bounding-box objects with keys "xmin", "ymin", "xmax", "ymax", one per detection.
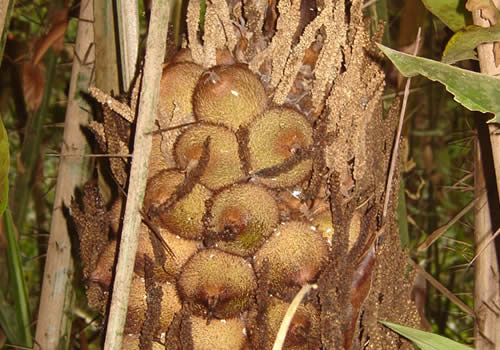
[
  {"xmin": 4, "ymin": 209, "xmax": 33, "ymax": 348},
  {"xmin": 0, "ymin": 118, "xmax": 9, "ymax": 217},
  {"xmin": 0, "ymin": 288, "xmax": 22, "ymax": 346},
  {"xmin": 421, "ymin": 0, "xmax": 471, "ymax": 32},
  {"xmin": 442, "ymin": 25, "xmax": 500, "ymax": 64},
  {"xmin": 381, "ymin": 321, "xmax": 474, "ymax": 350},
  {"xmin": 377, "ymin": 43, "xmax": 500, "ymax": 123}
]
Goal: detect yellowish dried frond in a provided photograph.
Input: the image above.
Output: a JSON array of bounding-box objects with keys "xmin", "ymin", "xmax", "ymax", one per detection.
[
  {"xmin": 186, "ymin": 0, "xmax": 205, "ymax": 66},
  {"xmin": 248, "ymin": 0, "xmax": 301, "ymax": 85},
  {"xmin": 311, "ymin": 0, "xmax": 345, "ymax": 106}
]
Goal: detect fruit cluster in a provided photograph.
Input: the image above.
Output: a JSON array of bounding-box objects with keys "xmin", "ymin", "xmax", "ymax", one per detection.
[{"xmin": 89, "ymin": 56, "xmax": 332, "ymax": 349}]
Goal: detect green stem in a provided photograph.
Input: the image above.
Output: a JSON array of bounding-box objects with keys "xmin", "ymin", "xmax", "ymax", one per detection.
[
  {"xmin": 11, "ymin": 50, "xmax": 57, "ymax": 231},
  {"xmin": 4, "ymin": 208, "xmax": 33, "ymax": 348}
]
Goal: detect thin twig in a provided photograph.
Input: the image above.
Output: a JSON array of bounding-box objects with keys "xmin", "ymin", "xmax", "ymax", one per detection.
[
  {"xmin": 45, "ymin": 153, "xmax": 133, "ymax": 158},
  {"xmin": 272, "ymin": 283, "xmax": 318, "ymax": 350},
  {"xmin": 409, "ymin": 259, "xmax": 475, "ymax": 318},
  {"xmin": 103, "ymin": 1, "xmax": 170, "ymax": 349},
  {"xmin": 467, "ymin": 226, "xmax": 500, "ymax": 269},
  {"xmin": 417, "ymin": 197, "xmax": 478, "ymax": 252},
  {"xmin": 382, "ymin": 27, "xmax": 421, "ymax": 222}
]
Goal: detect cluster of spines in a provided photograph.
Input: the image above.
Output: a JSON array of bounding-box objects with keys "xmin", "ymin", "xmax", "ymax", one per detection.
[{"xmin": 90, "ymin": 51, "xmax": 330, "ymax": 349}]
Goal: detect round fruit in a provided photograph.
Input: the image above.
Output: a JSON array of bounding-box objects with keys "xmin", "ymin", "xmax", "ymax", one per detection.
[
  {"xmin": 188, "ymin": 315, "xmax": 249, "ymax": 350},
  {"xmin": 247, "ymin": 107, "xmax": 313, "ymax": 188},
  {"xmin": 145, "ymin": 169, "xmax": 211, "ymax": 240},
  {"xmin": 158, "ymin": 62, "xmax": 204, "ymax": 125},
  {"xmin": 309, "ymin": 208, "xmax": 334, "ymax": 246},
  {"xmin": 148, "ymin": 133, "xmax": 169, "ymax": 179},
  {"xmin": 174, "ymin": 124, "xmax": 244, "ymax": 190},
  {"xmin": 206, "ymin": 183, "xmax": 279, "ymax": 256},
  {"xmin": 171, "ymin": 48, "xmax": 236, "ymax": 66},
  {"xmin": 108, "ymin": 196, "xmax": 124, "ymax": 236},
  {"xmin": 135, "ymin": 224, "xmax": 199, "ymax": 282},
  {"xmin": 261, "ymin": 297, "xmax": 320, "ymax": 350},
  {"xmin": 254, "ymin": 221, "xmax": 329, "ymax": 295},
  {"xmin": 193, "ymin": 64, "xmax": 267, "ymax": 131},
  {"xmin": 89, "ymin": 240, "xmax": 117, "ymax": 290},
  {"xmin": 121, "ymin": 334, "xmax": 165, "ymax": 350},
  {"xmin": 125, "ymin": 276, "xmax": 181, "ymax": 335},
  {"xmin": 143, "ymin": 169, "xmax": 184, "ymax": 212},
  {"xmin": 177, "ymin": 249, "xmax": 257, "ymax": 318}
]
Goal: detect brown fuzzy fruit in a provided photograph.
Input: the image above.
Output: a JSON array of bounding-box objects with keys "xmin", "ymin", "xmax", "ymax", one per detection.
[
  {"xmin": 206, "ymin": 183, "xmax": 279, "ymax": 256},
  {"xmin": 171, "ymin": 48, "xmax": 236, "ymax": 66},
  {"xmin": 158, "ymin": 62, "xmax": 204, "ymax": 126},
  {"xmin": 174, "ymin": 124, "xmax": 244, "ymax": 190},
  {"xmin": 121, "ymin": 334, "xmax": 165, "ymax": 350},
  {"xmin": 144, "ymin": 169, "xmax": 211, "ymax": 240},
  {"xmin": 148, "ymin": 133, "xmax": 169, "ymax": 179},
  {"xmin": 135, "ymin": 224, "xmax": 199, "ymax": 282},
  {"xmin": 247, "ymin": 107, "xmax": 313, "ymax": 188},
  {"xmin": 124, "ymin": 276, "xmax": 182, "ymax": 335},
  {"xmin": 261, "ymin": 297, "xmax": 320, "ymax": 350},
  {"xmin": 187, "ymin": 315, "xmax": 249, "ymax": 350},
  {"xmin": 254, "ymin": 221, "xmax": 329, "ymax": 295},
  {"xmin": 108, "ymin": 196, "xmax": 124, "ymax": 236},
  {"xmin": 89, "ymin": 240, "xmax": 117, "ymax": 289},
  {"xmin": 193, "ymin": 65, "xmax": 267, "ymax": 131},
  {"xmin": 177, "ymin": 249, "xmax": 257, "ymax": 318}
]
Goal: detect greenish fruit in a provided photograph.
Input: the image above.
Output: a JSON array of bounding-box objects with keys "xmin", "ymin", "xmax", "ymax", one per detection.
[
  {"xmin": 144, "ymin": 169, "xmax": 211, "ymax": 240},
  {"xmin": 186, "ymin": 315, "xmax": 249, "ymax": 350},
  {"xmin": 254, "ymin": 221, "xmax": 329, "ymax": 295},
  {"xmin": 177, "ymin": 249, "xmax": 257, "ymax": 318},
  {"xmin": 309, "ymin": 208, "xmax": 334, "ymax": 246},
  {"xmin": 174, "ymin": 124, "xmax": 244, "ymax": 190},
  {"xmin": 206, "ymin": 183, "xmax": 279, "ymax": 256},
  {"xmin": 193, "ymin": 64, "xmax": 267, "ymax": 131},
  {"xmin": 247, "ymin": 107, "xmax": 313, "ymax": 188},
  {"xmin": 260, "ymin": 297, "xmax": 320, "ymax": 350},
  {"xmin": 124, "ymin": 276, "xmax": 182, "ymax": 336},
  {"xmin": 158, "ymin": 62, "xmax": 204, "ymax": 125}
]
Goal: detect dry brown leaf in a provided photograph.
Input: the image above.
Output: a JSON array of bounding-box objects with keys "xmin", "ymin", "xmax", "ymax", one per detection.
[
  {"xmin": 32, "ymin": 8, "xmax": 69, "ymax": 65},
  {"xmin": 466, "ymin": 0, "xmax": 498, "ymax": 24},
  {"xmin": 494, "ymin": 42, "xmax": 500, "ymax": 66},
  {"xmin": 22, "ymin": 61, "xmax": 45, "ymax": 111}
]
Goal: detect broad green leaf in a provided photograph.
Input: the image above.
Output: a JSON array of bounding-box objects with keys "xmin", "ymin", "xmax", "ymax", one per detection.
[
  {"xmin": 0, "ymin": 118, "xmax": 9, "ymax": 217},
  {"xmin": 381, "ymin": 321, "xmax": 474, "ymax": 350},
  {"xmin": 442, "ymin": 25, "xmax": 500, "ymax": 64},
  {"xmin": 421, "ymin": 0, "xmax": 471, "ymax": 32},
  {"xmin": 0, "ymin": 288, "xmax": 22, "ymax": 346},
  {"xmin": 4, "ymin": 209, "xmax": 33, "ymax": 347},
  {"xmin": 377, "ymin": 43, "xmax": 500, "ymax": 123}
]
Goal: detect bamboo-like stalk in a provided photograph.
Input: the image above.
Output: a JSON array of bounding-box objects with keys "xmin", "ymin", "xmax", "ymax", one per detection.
[
  {"xmin": 0, "ymin": 0, "xmax": 15, "ymax": 69},
  {"xmin": 473, "ymin": 140, "xmax": 499, "ymax": 350},
  {"xmin": 33, "ymin": 1, "xmax": 94, "ymax": 348},
  {"xmin": 103, "ymin": 1, "xmax": 170, "ymax": 348},
  {"xmin": 115, "ymin": 0, "xmax": 140, "ymax": 92},
  {"xmin": 469, "ymin": 3, "xmax": 500, "ymax": 349},
  {"xmin": 94, "ymin": 1, "xmax": 120, "ymax": 94},
  {"xmin": 472, "ymin": 1, "xmax": 500, "ymax": 203}
]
